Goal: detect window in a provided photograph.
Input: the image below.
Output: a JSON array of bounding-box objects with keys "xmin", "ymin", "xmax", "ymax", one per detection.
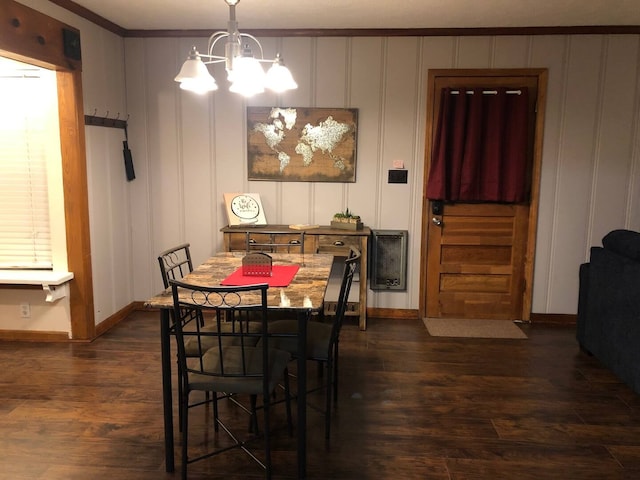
[{"xmin": 0, "ymin": 57, "xmax": 59, "ymax": 269}]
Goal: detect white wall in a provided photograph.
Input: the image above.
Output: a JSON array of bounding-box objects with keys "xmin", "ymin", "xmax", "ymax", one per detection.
[
  {"xmin": 123, "ymin": 33, "xmax": 640, "ymax": 316},
  {"xmin": 74, "ymin": 12, "xmax": 131, "ymax": 326},
  {"xmin": 10, "ymin": 1, "xmax": 640, "ymax": 326}
]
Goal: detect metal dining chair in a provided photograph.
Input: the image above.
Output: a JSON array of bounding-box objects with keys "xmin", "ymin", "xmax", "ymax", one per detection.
[
  {"xmin": 157, "ymin": 244, "xmax": 261, "ymax": 431},
  {"xmin": 169, "ymin": 280, "xmax": 293, "ymax": 480},
  {"xmin": 267, "ymin": 247, "xmax": 361, "ymax": 440}
]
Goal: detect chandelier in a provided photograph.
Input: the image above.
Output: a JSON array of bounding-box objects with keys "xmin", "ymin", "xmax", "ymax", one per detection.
[{"xmin": 174, "ymin": 0, "xmax": 297, "ymax": 97}]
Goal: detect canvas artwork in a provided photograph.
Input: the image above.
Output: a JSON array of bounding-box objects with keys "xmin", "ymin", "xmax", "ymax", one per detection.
[{"xmin": 247, "ymin": 107, "xmax": 358, "ymax": 182}]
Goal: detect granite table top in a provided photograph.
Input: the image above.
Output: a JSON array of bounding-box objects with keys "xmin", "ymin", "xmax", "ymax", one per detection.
[{"xmin": 145, "ymin": 252, "xmax": 334, "ymax": 312}]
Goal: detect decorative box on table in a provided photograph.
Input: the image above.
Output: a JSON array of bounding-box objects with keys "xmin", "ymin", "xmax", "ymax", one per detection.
[
  {"xmin": 242, "ymin": 252, "xmax": 273, "ymax": 276},
  {"xmin": 330, "ymin": 219, "xmax": 363, "ymax": 230},
  {"xmin": 331, "ymin": 209, "xmax": 363, "ymax": 230}
]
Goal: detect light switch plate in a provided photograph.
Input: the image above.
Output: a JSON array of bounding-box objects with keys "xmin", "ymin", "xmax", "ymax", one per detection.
[{"xmin": 388, "ymin": 169, "xmax": 408, "ymax": 184}]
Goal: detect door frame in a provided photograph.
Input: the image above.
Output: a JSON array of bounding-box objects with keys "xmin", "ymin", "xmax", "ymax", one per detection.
[{"xmin": 419, "ymin": 68, "xmax": 548, "ymax": 321}]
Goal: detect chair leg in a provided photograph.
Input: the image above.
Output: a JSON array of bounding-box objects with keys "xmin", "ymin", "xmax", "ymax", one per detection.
[
  {"xmin": 249, "ymin": 395, "xmax": 258, "ymax": 434},
  {"xmin": 325, "ymin": 357, "xmax": 333, "ymax": 440},
  {"xmin": 181, "ymin": 389, "xmax": 190, "ymax": 480},
  {"xmin": 212, "ymin": 391, "xmax": 220, "ymax": 432},
  {"xmin": 177, "ymin": 361, "xmax": 184, "ymax": 433},
  {"xmin": 263, "ymin": 392, "xmax": 272, "ymax": 480},
  {"xmin": 284, "ymin": 368, "xmax": 293, "ymax": 436},
  {"xmin": 333, "ymin": 343, "xmax": 339, "ymax": 403}
]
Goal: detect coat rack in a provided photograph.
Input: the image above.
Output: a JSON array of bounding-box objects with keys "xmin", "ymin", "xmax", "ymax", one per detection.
[
  {"xmin": 84, "ymin": 110, "xmax": 128, "ymax": 129},
  {"xmin": 84, "ymin": 110, "xmax": 135, "ymax": 181}
]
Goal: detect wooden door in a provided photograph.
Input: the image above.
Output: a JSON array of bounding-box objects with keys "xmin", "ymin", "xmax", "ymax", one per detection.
[{"xmin": 420, "ymin": 69, "xmax": 547, "ymax": 321}]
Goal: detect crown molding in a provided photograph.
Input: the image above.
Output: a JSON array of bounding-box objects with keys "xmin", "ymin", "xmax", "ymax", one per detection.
[{"xmin": 49, "ymin": 1, "xmax": 640, "ymax": 38}]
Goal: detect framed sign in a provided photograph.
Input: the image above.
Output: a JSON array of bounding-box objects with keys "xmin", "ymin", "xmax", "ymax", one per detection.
[
  {"xmin": 223, "ymin": 193, "xmax": 267, "ymax": 226},
  {"xmin": 247, "ymin": 107, "xmax": 358, "ymax": 182}
]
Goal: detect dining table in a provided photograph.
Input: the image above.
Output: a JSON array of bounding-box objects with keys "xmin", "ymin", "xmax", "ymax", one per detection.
[{"xmin": 145, "ymin": 251, "xmax": 334, "ymax": 479}]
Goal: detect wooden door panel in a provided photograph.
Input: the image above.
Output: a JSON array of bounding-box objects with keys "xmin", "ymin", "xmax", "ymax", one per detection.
[
  {"xmin": 439, "ymin": 292, "xmax": 513, "ymax": 317},
  {"xmin": 441, "ymin": 245, "xmax": 512, "ymax": 266},
  {"xmin": 441, "ymin": 265, "xmax": 513, "ymax": 275},
  {"xmin": 443, "ymin": 222, "xmax": 515, "ymax": 245},
  {"xmin": 440, "ymin": 274, "xmax": 511, "ymax": 293}
]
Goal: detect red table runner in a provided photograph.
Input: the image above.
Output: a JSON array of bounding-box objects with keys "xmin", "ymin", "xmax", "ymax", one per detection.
[{"xmin": 220, "ymin": 265, "xmax": 300, "ymax": 287}]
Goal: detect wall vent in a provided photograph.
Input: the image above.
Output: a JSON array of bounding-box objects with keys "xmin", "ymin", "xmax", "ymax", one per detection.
[{"xmin": 370, "ymin": 230, "xmax": 408, "ymax": 291}]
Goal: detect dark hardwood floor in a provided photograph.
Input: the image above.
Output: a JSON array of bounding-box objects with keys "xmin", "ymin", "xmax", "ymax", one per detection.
[{"xmin": 1, "ymin": 311, "xmax": 639, "ymax": 479}]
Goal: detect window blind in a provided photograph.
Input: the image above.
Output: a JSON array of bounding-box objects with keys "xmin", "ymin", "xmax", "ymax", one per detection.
[{"xmin": 0, "ymin": 61, "xmax": 54, "ymax": 269}]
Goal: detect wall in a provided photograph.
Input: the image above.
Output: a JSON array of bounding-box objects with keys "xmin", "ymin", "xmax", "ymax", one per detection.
[
  {"xmin": 9, "ymin": 1, "xmax": 640, "ymax": 327},
  {"xmin": 124, "ymin": 33, "xmax": 640, "ymax": 316}
]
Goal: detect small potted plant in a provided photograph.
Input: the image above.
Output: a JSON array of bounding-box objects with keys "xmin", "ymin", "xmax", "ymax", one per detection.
[{"xmin": 331, "ymin": 208, "xmax": 363, "ymax": 230}]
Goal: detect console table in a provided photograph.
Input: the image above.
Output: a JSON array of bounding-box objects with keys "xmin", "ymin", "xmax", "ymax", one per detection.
[{"xmin": 221, "ymin": 224, "xmax": 370, "ymax": 330}]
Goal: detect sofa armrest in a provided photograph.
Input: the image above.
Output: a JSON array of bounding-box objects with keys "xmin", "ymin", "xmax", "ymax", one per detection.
[{"xmin": 602, "ymin": 229, "xmax": 640, "ymax": 261}]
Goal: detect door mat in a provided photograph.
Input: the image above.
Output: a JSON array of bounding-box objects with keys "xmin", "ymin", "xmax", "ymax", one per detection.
[{"xmin": 423, "ymin": 317, "xmax": 527, "ymax": 339}]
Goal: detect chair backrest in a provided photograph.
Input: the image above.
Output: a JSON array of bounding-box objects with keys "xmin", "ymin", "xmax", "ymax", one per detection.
[
  {"xmin": 329, "ymin": 247, "xmax": 361, "ymax": 350},
  {"xmin": 157, "ymin": 243, "xmax": 194, "ymax": 289},
  {"xmin": 169, "ymin": 279, "xmax": 272, "ymax": 388}
]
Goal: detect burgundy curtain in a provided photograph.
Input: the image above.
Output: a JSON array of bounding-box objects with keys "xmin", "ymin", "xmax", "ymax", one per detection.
[{"xmin": 426, "ymin": 87, "xmax": 529, "ymax": 203}]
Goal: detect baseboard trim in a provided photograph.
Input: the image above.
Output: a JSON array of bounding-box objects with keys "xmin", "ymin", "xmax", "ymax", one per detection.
[
  {"xmin": 364, "ymin": 309, "xmax": 577, "ymax": 324},
  {"xmin": 0, "ymin": 301, "xmax": 145, "ymax": 342},
  {"xmin": 530, "ymin": 313, "xmax": 577, "ymax": 325},
  {"xmin": 0, "ymin": 330, "xmax": 69, "ymax": 342},
  {"xmin": 367, "ymin": 308, "xmax": 419, "ymax": 320},
  {"xmin": 95, "ymin": 301, "xmax": 144, "ymax": 337}
]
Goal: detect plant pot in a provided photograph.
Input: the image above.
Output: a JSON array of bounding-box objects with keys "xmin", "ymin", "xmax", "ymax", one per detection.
[{"xmin": 331, "ymin": 219, "xmax": 363, "ymax": 230}]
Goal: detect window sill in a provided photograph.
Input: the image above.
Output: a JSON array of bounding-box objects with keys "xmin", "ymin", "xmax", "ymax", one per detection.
[{"xmin": 0, "ymin": 270, "xmax": 74, "ymax": 302}]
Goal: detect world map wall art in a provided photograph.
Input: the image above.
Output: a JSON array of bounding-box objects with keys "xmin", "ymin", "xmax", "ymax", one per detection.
[{"xmin": 247, "ymin": 107, "xmax": 358, "ymax": 182}]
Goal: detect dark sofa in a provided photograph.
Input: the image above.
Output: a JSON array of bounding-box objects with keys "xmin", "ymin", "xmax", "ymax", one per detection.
[{"xmin": 577, "ymin": 229, "xmax": 640, "ymax": 394}]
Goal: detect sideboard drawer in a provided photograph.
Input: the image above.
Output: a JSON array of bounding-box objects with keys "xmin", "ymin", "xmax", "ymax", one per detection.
[
  {"xmin": 316, "ymin": 234, "xmax": 361, "ymax": 254},
  {"xmin": 226, "ymin": 232, "xmax": 248, "ymax": 251},
  {"xmin": 226, "ymin": 232, "xmax": 307, "ymax": 253}
]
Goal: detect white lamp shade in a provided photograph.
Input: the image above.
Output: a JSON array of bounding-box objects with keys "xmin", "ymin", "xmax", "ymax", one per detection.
[
  {"xmin": 179, "ymin": 77, "xmax": 218, "ymax": 94},
  {"xmin": 265, "ymin": 62, "xmax": 298, "ymax": 93},
  {"xmin": 228, "ymin": 56, "xmax": 266, "ymax": 97},
  {"xmin": 174, "ymin": 56, "xmax": 218, "ymax": 94}
]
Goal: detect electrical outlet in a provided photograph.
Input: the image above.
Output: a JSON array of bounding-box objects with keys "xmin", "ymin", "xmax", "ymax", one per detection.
[{"xmin": 20, "ymin": 303, "xmax": 31, "ymax": 318}]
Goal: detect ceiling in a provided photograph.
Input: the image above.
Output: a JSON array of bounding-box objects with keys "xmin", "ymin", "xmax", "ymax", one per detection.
[{"xmin": 66, "ymin": 0, "xmax": 640, "ymax": 32}]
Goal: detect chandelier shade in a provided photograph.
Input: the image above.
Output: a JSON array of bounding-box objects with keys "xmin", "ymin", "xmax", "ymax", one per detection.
[
  {"xmin": 174, "ymin": 47, "xmax": 218, "ymax": 94},
  {"xmin": 265, "ymin": 54, "xmax": 298, "ymax": 93},
  {"xmin": 174, "ymin": 0, "xmax": 297, "ymax": 97}
]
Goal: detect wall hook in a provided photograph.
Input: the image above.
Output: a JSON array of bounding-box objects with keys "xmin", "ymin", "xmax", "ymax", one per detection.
[{"xmin": 84, "ymin": 110, "xmax": 129, "ymax": 130}]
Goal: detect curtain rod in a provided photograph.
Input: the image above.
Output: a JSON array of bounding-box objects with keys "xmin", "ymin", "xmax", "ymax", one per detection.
[{"xmin": 450, "ymin": 90, "xmax": 522, "ymax": 95}]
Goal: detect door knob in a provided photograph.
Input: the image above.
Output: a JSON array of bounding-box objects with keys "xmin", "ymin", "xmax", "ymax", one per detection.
[{"xmin": 432, "ymin": 217, "xmax": 443, "ymax": 227}]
